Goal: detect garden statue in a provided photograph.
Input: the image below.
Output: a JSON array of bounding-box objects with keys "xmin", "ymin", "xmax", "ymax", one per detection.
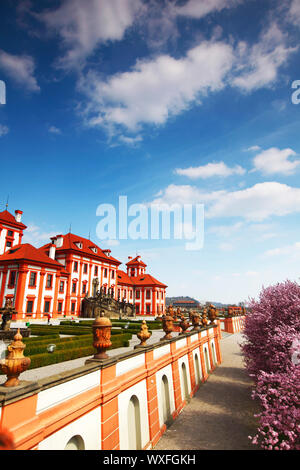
[
  {"xmin": 136, "ymin": 320, "xmax": 151, "ymax": 347},
  {"xmin": 0, "ymin": 299, "xmax": 14, "ymax": 331},
  {"xmin": 0, "ymin": 329, "xmax": 31, "ymax": 387}
]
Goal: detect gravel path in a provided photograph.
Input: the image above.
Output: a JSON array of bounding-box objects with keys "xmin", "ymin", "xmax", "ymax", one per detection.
[{"xmin": 154, "ymin": 332, "xmax": 259, "ymax": 450}]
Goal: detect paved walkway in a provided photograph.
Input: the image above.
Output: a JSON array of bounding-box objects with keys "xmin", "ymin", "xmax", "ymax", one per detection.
[{"xmin": 154, "ymin": 332, "xmax": 259, "ymax": 450}]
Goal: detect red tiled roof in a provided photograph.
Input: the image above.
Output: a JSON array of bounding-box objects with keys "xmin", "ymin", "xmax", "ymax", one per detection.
[
  {"xmin": 40, "ymin": 233, "xmax": 121, "ymax": 266},
  {"xmin": 117, "ymin": 270, "xmax": 134, "ymax": 285},
  {"xmin": 126, "ymin": 256, "xmax": 147, "ymax": 267},
  {"xmin": 0, "ymin": 210, "xmax": 27, "ymax": 230},
  {"xmin": 117, "ymin": 270, "xmax": 167, "ymax": 288},
  {"xmin": 0, "ymin": 244, "xmax": 63, "ymax": 268}
]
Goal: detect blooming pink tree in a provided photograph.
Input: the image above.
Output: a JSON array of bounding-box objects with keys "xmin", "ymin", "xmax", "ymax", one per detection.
[{"xmin": 241, "ymin": 280, "xmax": 300, "ymax": 450}]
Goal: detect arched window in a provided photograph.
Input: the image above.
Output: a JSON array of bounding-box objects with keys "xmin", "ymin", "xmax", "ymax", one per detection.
[
  {"xmin": 127, "ymin": 395, "xmax": 142, "ymax": 450},
  {"xmin": 64, "ymin": 435, "xmax": 85, "ymax": 450},
  {"xmin": 161, "ymin": 375, "xmax": 171, "ymax": 424}
]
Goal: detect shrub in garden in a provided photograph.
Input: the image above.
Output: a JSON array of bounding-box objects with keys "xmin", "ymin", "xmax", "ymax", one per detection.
[{"xmin": 241, "ymin": 280, "xmax": 300, "ymax": 450}]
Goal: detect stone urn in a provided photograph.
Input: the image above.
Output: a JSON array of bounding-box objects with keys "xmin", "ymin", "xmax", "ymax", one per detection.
[
  {"xmin": 136, "ymin": 320, "xmax": 151, "ymax": 347},
  {"xmin": 179, "ymin": 315, "xmax": 190, "ymax": 334},
  {"xmin": 191, "ymin": 312, "xmax": 201, "ymax": 331},
  {"xmin": 92, "ymin": 316, "xmax": 112, "ymax": 359},
  {"xmin": 0, "ymin": 329, "xmax": 31, "ymax": 387},
  {"xmin": 161, "ymin": 315, "xmax": 174, "ymax": 341}
]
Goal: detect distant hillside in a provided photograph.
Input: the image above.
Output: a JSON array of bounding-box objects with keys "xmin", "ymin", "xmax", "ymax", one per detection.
[
  {"xmin": 166, "ymin": 296, "xmax": 232, "ymax": 308},
  {"xmin": 166, "ymin": 296, "xmax": 198, "ymax": 305}
]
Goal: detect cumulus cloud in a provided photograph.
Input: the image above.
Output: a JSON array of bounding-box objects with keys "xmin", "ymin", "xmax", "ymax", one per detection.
[
  {"xmin": 0, "ymin": 50, "xmax": 39, "ymax": 92},
  {"xmin": 151, "ymin": 182, "xmax": 300, "ymax": 221},
  {"xmin": 252, "ymin": 147, "xmax": 300, "ymax": 175},
  {"xmin": 79, "ymin": 40, "xmax": 234, "ymax": 133},
  {"xmin": 22, "ymin": 225, "xmax": 58, "ymax": 246},
  {"xmin": 175, "ymin": 161, "xmax": 246, "ymax": 179},
  {"xmin": 232, "ymin": 23, "xmax": 297, "ymax": 92},
  {"xmin": 35, "ymin": 0, "xmax": 143, "ymax": 69}
]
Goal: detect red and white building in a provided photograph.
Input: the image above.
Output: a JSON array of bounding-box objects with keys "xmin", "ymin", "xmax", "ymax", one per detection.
[{"xmin": 0, "ymin": 209, "xmax": 167, "ymax": 320}]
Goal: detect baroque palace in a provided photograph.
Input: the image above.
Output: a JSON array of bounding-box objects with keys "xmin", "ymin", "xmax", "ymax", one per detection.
[{"xmin": 0, "ymin": 208, "xmax": 167, "ymax": 319}]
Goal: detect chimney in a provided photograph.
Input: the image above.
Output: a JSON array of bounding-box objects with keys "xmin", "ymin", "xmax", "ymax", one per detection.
[
  {"xmin": 56, "ymin": 234, "xmax": 63, "ymax": 248},
  {"xmin": 15, "ymin": 210, "xmax": 23, "ymax": 223},
  {"xmin": 128, "ymin": 256, "xmax": 132, "ymax": 260},
  {"xmin": 49, "ymin": 243, "xmax": 56, "ymax": 260}
]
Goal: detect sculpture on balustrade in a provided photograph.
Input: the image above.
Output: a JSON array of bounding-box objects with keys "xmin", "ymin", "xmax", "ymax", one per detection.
[
  {"xmin": 201, "ymin": 310, "xmax": 209, "ymax": 328},
  {"xmin": 179, "ymin": 315, "xmax": 190, "ymax": 335},
  {"xmin": 207, "ymin": 303, "xmax": 218, "ymax": 324},
  {"xmin": 0, "ymin": 329, "xmax": 31, "ymax": 387},
  {"xmin": 191, "ymin": 312, "xmax": 201, "ymax": 331},
  {"xmin": 136, "ymin": 320, "xmax": 151, "ymax": 347},
  {"xmin": 161, "ymin": 315, "xmax": 174, "ymax": 341}
]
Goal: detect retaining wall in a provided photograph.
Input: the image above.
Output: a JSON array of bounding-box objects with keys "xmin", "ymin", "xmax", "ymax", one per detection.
[{"xmin": 0, "ymin": 323, "xmax": 221, "ymax": 450}]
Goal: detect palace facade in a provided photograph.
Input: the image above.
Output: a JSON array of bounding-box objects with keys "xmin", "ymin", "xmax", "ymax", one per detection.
[{"xmin": 0, "ymin": 209, "xmax": 167, "ymax": 320}]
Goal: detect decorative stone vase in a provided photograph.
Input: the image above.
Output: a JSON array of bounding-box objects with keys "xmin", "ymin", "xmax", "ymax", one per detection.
[
  {"xmin": 0, "ymin": 329, "xmax": 31, "ymax": 387},
  {"xmin": 161, "ymin": 315, "xmax": 174, "ymax": 341},
  {"xmin": 179, "ymin": 315, "xmax": 190, "ymax": 334},
  {"xmin": 92, "ymin": 316, "xmax": 112, "ymax": 359},
  {"xmin": 136, "ymin": 320, "xmax": 151, "ymax": 347}
]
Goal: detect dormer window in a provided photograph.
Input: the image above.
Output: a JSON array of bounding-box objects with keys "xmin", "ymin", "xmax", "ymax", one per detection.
[
  {"xmin": 75, "ymin": 242, "xmax": 83, "ymax": 249},
  {"xmin": 90, "ymin": 246, "xmax": 98, "ymax": 253}
]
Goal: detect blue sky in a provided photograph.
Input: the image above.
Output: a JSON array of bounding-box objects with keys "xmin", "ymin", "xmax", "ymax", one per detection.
[{"xmin": 1, "ymin": 0, "xmax": 300, "ymax": 303}]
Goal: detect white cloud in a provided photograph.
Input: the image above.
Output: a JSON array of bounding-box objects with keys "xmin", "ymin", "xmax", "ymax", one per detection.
[
  {"xmin": 79, "ymin": 40, "xmax": 234, "ymax": 133},
  {"xmin": 288, "ymin": 0, "xmax": 300, "ymax": 26},
  {"xmin": 232, "ymin": 23, "xmax": 297, "ymax": 92},
  {"xmin": 208, "ymin": 222, "xmax": 244, "ymax": 237},
  {"xmin": 118, "ymin": 135, "xmax": 143, "ymax": 146},
  {"xmin": 245, "ymin": 145, "xmax": 261, "ymax": 152},
  {"xmin": 176, "ymin": 0, "xmax": 242, "ymax": 18},
  {"xmin": 264, "ymin": 241, "xmax": 300, "ymax": 257},
  {"xmin": 151, "ymin": 181, "xmax": 300, "ymax": 221},
  {"xmin": 48, "ymin": 125, "xmax": 62, "ymax": 135},
  {"xmin": 36, "ymin": 0, "xmax": 143, "ymax": 69},
  {"xmin": 0, "ymin": 50, "xmax": 39, "ymax": 92},
  {"xmin": 175, "ymin": 161, "xmax": 245, "ymax": 179},
  {"xmin": 252, "ymin": 147, "xmax": 300, "ymax": 175},
  {"xmin": 22, "ymin": 225, "xmax": 58, "ymax": 246},
  {"xmin": 0, "ymin": 124, "xmax": 9, "ymax": 137},
  {"xmin": 245, "ymin": 271, "xmax": 259, "ymax": 277}
]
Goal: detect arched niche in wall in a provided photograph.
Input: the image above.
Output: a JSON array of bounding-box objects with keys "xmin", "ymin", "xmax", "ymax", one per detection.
[
  {"xmin": 204, "ymin": 347, "xmax": 210, "ymax": 374},
  {"xmin": 181, "ymin": 362, "xmax": 189, "ymax": 401},
  {"xmin": 211, "ymin": 342, "xmax": 217, "ymax": 366},
  {"xmin": 194, "ymin": 353, "xmax": 201, "ymax": 385},
  {"xmin": 161, "ymin": 374, "xmax": 171, "ymax": 424},
  {"xmin": 64, "ymin": 435, "xmax": 85, "ymax": 450},
  {"xmin": 127, "ymin": 395, "xmax": 142, "ymax": 450}
]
